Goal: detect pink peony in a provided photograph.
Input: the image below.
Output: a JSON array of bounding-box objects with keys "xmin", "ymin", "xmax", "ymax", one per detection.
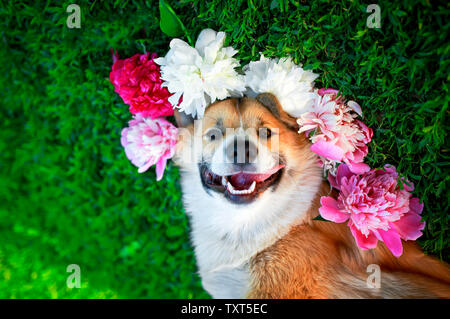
[
  {"xmin": 319, "ymin": 163, "xmax": 425, "ymax": 257},
  {"xmin": 121, "ymin": 114, "xmax": 178, "ymax": 181},
  {"xmin": 297, "ymin": 88, "xmax": 372, "ymax": 174},
  {"xmin": 110, "ymin": 51, "xmax": 174, "ymax": 119}
]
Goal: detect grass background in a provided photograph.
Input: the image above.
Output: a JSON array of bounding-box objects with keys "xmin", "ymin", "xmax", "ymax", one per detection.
[{"xmin": 0, "ymin": 0, "xmax": 448, "ymax": 298}]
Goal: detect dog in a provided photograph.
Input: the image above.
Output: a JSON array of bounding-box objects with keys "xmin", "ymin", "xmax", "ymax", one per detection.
[{"xmin": 173, "ymin": 93, "xmax": 450, "ymax": 298}]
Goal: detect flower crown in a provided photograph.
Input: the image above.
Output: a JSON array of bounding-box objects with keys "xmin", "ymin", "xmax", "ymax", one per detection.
[{"xmin": 109, "ymin": 28, "xmax": 425, "ymax": 258}]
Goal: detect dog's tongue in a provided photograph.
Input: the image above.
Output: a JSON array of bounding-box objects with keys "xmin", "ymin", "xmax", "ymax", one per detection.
[{"xmin": 229, "ymin": 165, "xmax": 284, "ymax": 190}]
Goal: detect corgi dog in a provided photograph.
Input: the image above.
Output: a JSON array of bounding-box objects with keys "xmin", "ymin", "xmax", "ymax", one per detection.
[{"xmin": 173, "ymin": 93, "xmax": 450, "ymax": 298}]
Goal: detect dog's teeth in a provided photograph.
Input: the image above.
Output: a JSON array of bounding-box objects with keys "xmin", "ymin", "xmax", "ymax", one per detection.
[{"xmin": 226, "ymin": 180, "xmax": 257, "ymax": 195}]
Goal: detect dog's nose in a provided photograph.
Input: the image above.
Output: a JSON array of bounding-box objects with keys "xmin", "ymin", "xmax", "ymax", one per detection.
[{"xmin": 226, "ymin": 136, "xmax": 258, "ymax": 164}]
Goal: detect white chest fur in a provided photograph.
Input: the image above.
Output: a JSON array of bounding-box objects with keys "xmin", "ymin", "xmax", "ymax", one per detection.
[
  {"xmin": 179, "ymin": 167, "xmax": 322, "ymax": 298},
  {"xmin": 200, "ymin": 263, "xmax": 250, "ymax": 298}
]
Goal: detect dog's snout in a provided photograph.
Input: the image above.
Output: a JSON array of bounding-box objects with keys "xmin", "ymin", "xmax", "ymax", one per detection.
[{"xmin": 226, "ymin": 136, "xmax": 258, "ymax": 164}]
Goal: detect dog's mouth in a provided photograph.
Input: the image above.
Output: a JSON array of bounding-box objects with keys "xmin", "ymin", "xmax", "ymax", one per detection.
[{"xmin": 200, "ymin": 164, "xmax": 285, "ymax": 204}]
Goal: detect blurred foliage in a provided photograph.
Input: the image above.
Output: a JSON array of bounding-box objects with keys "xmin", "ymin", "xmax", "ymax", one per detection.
[{"xmin": 0, "ymin": 0, "xmax": 448, "ymax": 298}]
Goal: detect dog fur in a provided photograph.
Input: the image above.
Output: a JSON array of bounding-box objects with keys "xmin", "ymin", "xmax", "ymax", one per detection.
[{"xmin": 174, "ymin": 94, "xmax": 450, "ymax": 299}]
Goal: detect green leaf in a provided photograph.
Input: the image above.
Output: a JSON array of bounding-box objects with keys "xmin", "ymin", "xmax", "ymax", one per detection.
[
  {"xmin": 159, "ymin": 0, "xmax": 184, "ymax": 38},
  {"xmin": 313, "ymin": 215, "xmax": 330, "ymax": 222},
  {"xmin": 270, "ymin": 0, "xmax": 279, "ymax": 10}
]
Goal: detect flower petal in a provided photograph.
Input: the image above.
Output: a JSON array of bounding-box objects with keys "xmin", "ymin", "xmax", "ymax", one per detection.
[
  {"xmin": 349, "ymin": 221, "xmax": 378, "ymax": 250},
  {"xmin": 319, "ymin": 196, "xmax": 349, "ymax": 223},
  {"xmin": 318, "ymin": 88, "xmax": 339, "ymax": 96},
  {"xmin": 409, "ymin": 197, "xmax": 424, "ymax": 215},
  {"xmin": 347, "ymin": 100, "xmax": 363, "ymax": 117},
  {"xmin": 244, "ymin": 55, "xmax": 318, "ymax": 118},
  {"xmin": 158, "ymin": 29, "xmax": 245, "ymax": 118},
  {"xmin": 392, "ymin": 209, "xmax": 425, "ymax": 241},
  {"xmin": 329, "ymin": 163, "xmax": 353, "ymax": 190},
  {"xmin": 378, "ymin": 228, "xmax": 403, "ymax": 257},
  {"xmin": 121, "ymin": 116, "xmax": 177, "ymax": 180},
  {"xmin": 346, "ymin": 161, "xmax": 370, "ymax": 174},
  {"xmin": 310, "ymin": 140, "xmax": 345, "ymax": 161},
  {"xmin": 137, "ymin": 161, "xmax": 153, "ymax": 173},
  {"xmin": 155, "ymin": 157, "xmax": 167, "ymax": 181},
  {"xmin": 195, "ymin": 29, "xmax": 219, "ymax": 56}
]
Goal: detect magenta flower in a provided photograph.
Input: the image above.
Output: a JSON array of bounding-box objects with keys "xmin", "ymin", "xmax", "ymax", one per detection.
[
  {"xmin": 319, "ymin": 163, "xmax": 425, "ymax": 257},
  {"xmin": 110, "ymin": 51, "xmax": 174, "ymax": 119},
  {"xmin": 297, "ymin": 88, "xmax": 372, "ymax": 174},
  {"xmin": 121, "ymin": 114, "xmax": 178, "ymax": 181}
]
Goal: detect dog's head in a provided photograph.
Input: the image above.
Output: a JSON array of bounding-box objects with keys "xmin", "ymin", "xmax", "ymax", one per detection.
[
  {"xmin": 174, "ymin": 93, "xmax": 321, "ymax": 209},
  {"xmin": 174, "ymin": 93, "xmax": 323, "ymax": 268}
]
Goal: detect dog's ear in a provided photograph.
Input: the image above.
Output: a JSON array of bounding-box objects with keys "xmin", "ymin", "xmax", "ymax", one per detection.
[
  {"xmin": 174, "ymin": 109, "xmax": 194, "ymax": 128},
  {"xmin": 256, "ymin": 93, "xmax": 298, "ymax": 130},
  {"xmin": 256, "ymin": 93, "xmax": 282, "ymax": 118}
]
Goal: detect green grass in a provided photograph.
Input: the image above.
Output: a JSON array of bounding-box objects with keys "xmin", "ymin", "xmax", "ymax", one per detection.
[{"xmin": 0, "ymin": 0, "xmax": 448, "ymax": 298}]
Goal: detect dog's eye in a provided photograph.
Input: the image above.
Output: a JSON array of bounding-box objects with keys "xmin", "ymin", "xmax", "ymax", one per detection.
[
  {"xmin": 259, "ymin": 127, "xmax": 272, "ymax": 140},
  {"xmin": 204, "ymin": 128, "xmax": 222, "ymax": 142}
]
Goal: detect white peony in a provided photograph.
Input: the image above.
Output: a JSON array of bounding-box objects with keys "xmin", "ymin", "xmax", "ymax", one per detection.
[
  {"xmin": 243, "ymin": 55, "xmax": 320, "ymax": 117},
  {"xmin": 154, "ymin": 29, "xmax": 246, "ymax": 118}
]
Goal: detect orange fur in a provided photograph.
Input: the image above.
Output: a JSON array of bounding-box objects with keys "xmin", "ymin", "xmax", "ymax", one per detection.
[{"xmin": 248, "ymin": 182, "xmax": 450, "ymax": 298}]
